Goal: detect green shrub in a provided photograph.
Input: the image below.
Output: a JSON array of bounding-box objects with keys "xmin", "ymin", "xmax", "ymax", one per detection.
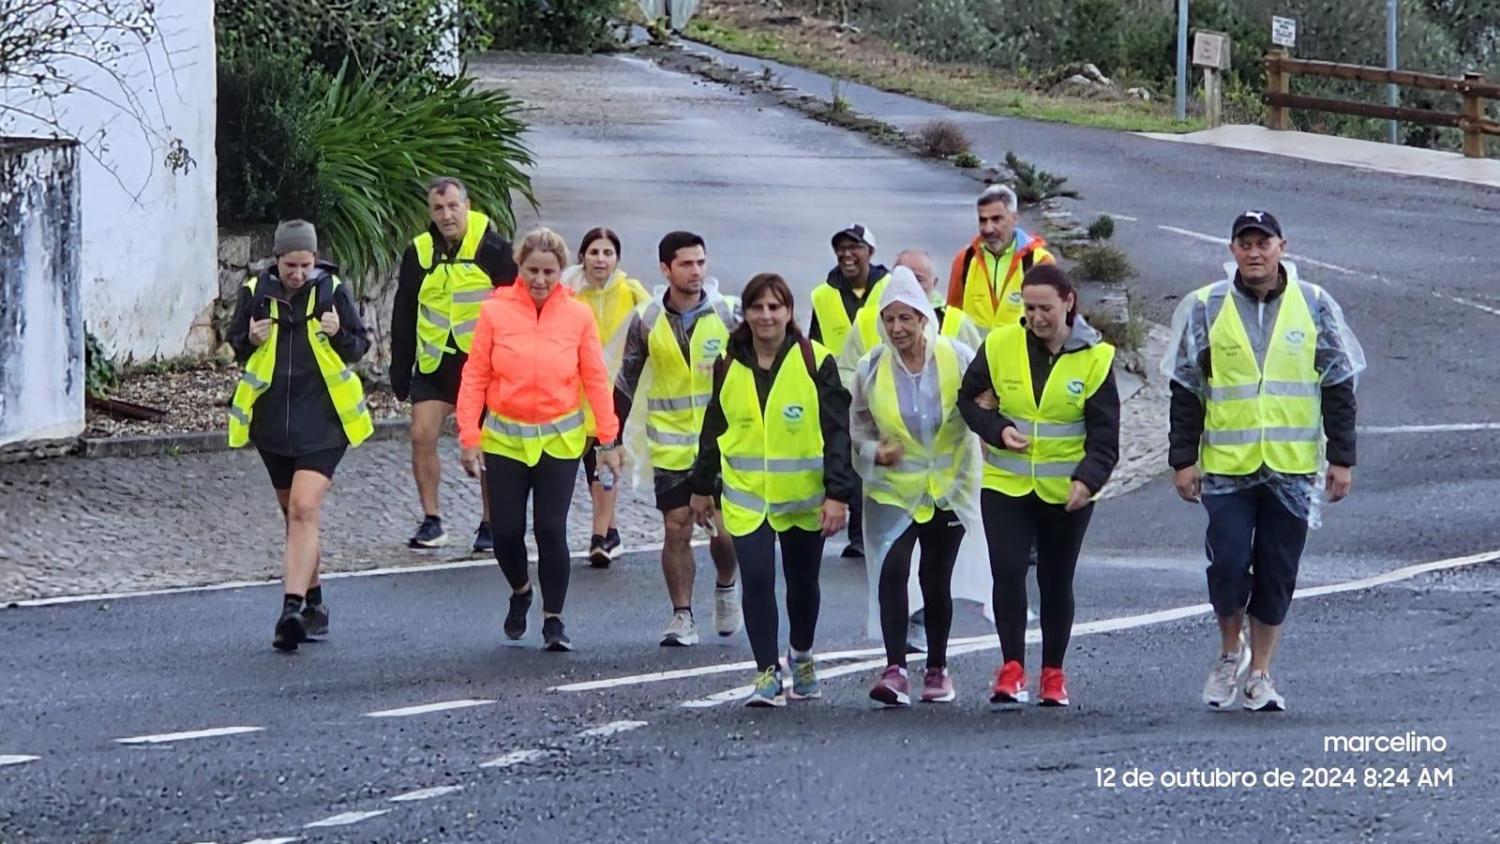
[
  {"xmin": 953, "ymin": 151, "xmax": 982, "ymax": 168},
  {"xmin": 1005, "ymin": 151, "xmax": 1079, "ymax": 204},
  {"xmin": 216, "ymin": 50, "xmax": 327, "ymax": 225},
  {"xmin": 484, "ymin": 0, "xmax": 624, "ymax": 53},
  {"xmin": 1087, "ymin": 213, "xmax": 1115, "ymax": 241},
  {"xmin": 917, "ymin": 119, "xmax": 972, "ymax": 157},
  {"xmin": 1074, "ymin": 243, "xmax": 1136, "ymax": 283},
  {"xmin": 85, "ymin": 330, "xmax": 118, "ymax": 399}
]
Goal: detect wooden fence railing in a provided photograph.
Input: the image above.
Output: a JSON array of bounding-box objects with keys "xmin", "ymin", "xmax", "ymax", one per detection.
[{"xmin": 1263, "ymin": 49, "xmax": 1500, "ymax": 157}]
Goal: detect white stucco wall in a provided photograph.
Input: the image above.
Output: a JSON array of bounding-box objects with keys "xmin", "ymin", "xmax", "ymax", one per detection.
[{"xmin": 0, "ymin": 0, "xmax": 217, "ymax": 361}]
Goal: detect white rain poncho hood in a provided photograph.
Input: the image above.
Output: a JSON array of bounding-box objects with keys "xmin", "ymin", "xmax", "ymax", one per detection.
[
  {"xmin": 1159, "ymin": 261, "xmax": 1367, "ymax": 526},
  {"xmin": 850, "ymin": 267, "xmax": 992, "ymax": 638}
]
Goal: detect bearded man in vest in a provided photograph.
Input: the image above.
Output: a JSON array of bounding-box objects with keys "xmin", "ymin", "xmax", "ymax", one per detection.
[
  {"xmin": 809, "ymin": 223, "xmax": 890, "ymax": 559},
  {"xmin": 945, "ymin": 185, "xmax": 1055, "ymax": 336},
  {"xmin": 390, "ymin": 176, "xmax": 517, "ymax": 552},
  {"xmin": 1164, "ymin": 210, "xmax": 1365, "ymax": 713},
  {"xmin": 614, "ymin": 231, "xmax": 743, "ymax": 647}
]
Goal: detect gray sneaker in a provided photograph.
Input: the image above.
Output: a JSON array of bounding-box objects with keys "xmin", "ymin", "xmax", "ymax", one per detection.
[
  {"xmin": 714, "ymin": 584, "xmax": 743, "ymax": 637},
  {"xmin": 1202, "ymin": 642, "xmax": 1251, "ymax": 709},
  {"xmin": 787, "ymin": 652, "xmax": 821, "ymax": 700},
  {"xmin": 660, "ymin": 610, "xmax": 699, "ymax": 647},
  {"xmin": 744, "ymin": 667, "xmax": 785, "ymax": 708},
  {"xmin": 1242, "ymin": 671, "xmax": 1287, "ymax": 712}
]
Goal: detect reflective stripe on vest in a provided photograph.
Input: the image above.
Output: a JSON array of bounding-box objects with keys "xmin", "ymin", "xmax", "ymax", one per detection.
[
  {"xmin": 717, "ymin": 340, "xmax": 831, "ymax": 537},
  {"xmin": 1199, "ymin": 279, "xmax": 1322, "ymax": 475},
  {"xmin": 414, "ymin": 210, "xmax": 494, "ymax": 372},
  {"xmin": 480, "ymin": 408, "xmax": 588, "ymax": 466},
  {"xmin": 864, "ymin": 340, "xmax": 967, "ymax": 523},
  {"xmin": 809, "ymin": 276, "xmax": 889, "ymax": 359},
  {"xmin": 981, "ymin": 324, "xmax": 1114, "ymax": 503},
  {"xmin": 640, "ymin": 295, "xmax": 731, "ymax": 472},
  {"xmin": 227, "ymin": 276, "xmax": 373, "ymax": 449}
]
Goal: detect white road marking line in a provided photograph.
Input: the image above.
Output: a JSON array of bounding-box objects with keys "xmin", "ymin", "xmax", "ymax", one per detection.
[
  {"xmin": 1432, "ymin": 290, "xmax": 1500, "ymax": 318},
  {"xmin": 1157, "ymin": 225, "xmax": 1355, "ymax": 275},
  {"xmin": 1359, "ymin": 422, "xmax": 1500, "ymax": 434},
  {"xmin": 680, "ymin": 548, "xmax": 1499, "ymax": 708},
  {"xmin": 7, "ymin": 540, "xmax": 709, "ymax": 609},
  {"xmin": 479, "ymin": 749, "xmax": 549, "ymax": 769},
  {"xmin": 388, "ymin": 785, "xmax": 464, "ymax": 803},
  {"xmin": 0, "ymin": 755, "xmax": 40, "ymax": 766},
  {"xmin": 551, "ymin": 636, "xmax": 993, "ymax": 693},
  {"xmin": 577, "ymin": 720, "xmax": 648, "ymax": 738},
  {"xmin": 1102, "ymin": 212, "xmax": 1139, "ymax": 222},
  {"xmin": 116, "ymin": 726, "xmax": 264, "ymax": 745},
  {"xmin": 365, "ymin": 699, "xmax": 495, "ymax": 718},
  {"xmin": 303, "ymin": 810, "xmax": 390, "ymax": 828},
  {"xmin": 242, "ymin": 838, "xmax": 300, "ymax": 844}
]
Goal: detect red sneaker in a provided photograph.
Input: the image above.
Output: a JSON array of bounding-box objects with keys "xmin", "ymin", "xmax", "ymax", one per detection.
[
  {"xmin": 1039, "ymin": 667, "xmax": 1070, "ymax": 707},
  {"xmin": 990, "ymin": 660, "xmax": 1029, "ymax": 704},
  {"xmin": 869, "ymin": 665, "xmax": 910, "ymax": 707}
]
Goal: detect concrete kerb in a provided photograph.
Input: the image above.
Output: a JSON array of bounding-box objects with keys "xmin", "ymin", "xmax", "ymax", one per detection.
[{"xmin": 75, "ymin": 415, "xmax": 443, "ymax": 460}]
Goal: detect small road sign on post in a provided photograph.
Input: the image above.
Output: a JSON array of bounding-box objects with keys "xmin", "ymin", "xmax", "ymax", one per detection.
[
  {"xmin": 1272, "ymin": 16, "xmax": 1297, "ymax": 49},
  {"xmin": 1193, "ymin": 31, "xmax": 1231, "ymax": 128}
]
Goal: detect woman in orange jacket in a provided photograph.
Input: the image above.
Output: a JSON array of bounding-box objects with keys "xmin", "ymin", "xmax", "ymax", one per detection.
[{"xmin": 458, "ymin": 227, "xmax": 623, "ymax": 652}]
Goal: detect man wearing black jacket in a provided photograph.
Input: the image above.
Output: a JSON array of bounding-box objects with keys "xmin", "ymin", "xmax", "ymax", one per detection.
[
  {"xmin": 1164, "ymin": 210, "xmax": 1364, "ymax": 713},
  {"xmin": 389, "ymin": 177, "xmax": 516, "ymax": 552}
]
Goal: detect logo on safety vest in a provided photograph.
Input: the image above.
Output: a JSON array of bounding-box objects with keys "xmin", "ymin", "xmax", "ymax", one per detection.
[
  {"xmin": 783, "ymin": 405, "xmax": 805, "ymax": 422},
  {"xmin": 1066, "ymin": 379, "xmax": 1085, "ymax": 396},
  {"xmin": 702, "ymin": 338, "xmax": 723, "ymax": 356},
  {"xmin": 1007, "ymin": 291, "xmax": 1023, "ymax": 304},
  {"xmin": 1285, "ymin": 329, "xmax": 1307, "ymax": 345}
]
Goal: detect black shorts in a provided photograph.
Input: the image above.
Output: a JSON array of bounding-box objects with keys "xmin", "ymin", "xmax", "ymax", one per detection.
[
  {"xmin": 258, "ymin": 446, "xmax": 347, "ymax": 490},
  {"xmin": 410, "ymin": 351, "xmax": 467, "ymax": 405},
  {"xmin": 654, "ymin": 468, "xmax": 720, "ymax": 512},
  {"xmin": 581, "ymin": 438, "xmax": 600, "ymax": 485}
]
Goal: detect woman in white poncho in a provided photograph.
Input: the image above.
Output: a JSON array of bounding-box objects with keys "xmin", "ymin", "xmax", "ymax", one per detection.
[
  {"xmin": 564, "ymin": 227, "xmax": 651, "ymax": 567},
  {"xmin": 849, "ymin": 267, "xmax": 992, "ymax": 706}
]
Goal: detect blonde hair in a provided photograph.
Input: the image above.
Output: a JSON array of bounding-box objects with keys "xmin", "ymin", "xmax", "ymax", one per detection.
[{"xmin": 514, "ymin": 226, "xmax": 569, "ymax": 269}]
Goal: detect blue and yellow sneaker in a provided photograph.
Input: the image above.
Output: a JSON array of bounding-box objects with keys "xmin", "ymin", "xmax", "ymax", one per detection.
[
  {"xmin": 787, "ymin": 652, "xmax": 821, "ymax": 700},
  {"xmin": 744, "ymin": 667, "xmax": 785, "ymax": 708}
]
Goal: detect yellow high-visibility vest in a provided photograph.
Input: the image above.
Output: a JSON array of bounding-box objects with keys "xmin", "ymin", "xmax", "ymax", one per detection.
[
  {"xmin": 865, "ymin": 338, "xmax": 966, "ymax": 524},
  {"xmin": 641, "ymin": 294, "xmax": 735, "ymax": 471},
  {"xmin": 414, "ymin": 210, "xmax": 495, "ymax": 373},
  {"xmin": 810, "ymin": 275, "xmax": 889, "ymax": 359}
]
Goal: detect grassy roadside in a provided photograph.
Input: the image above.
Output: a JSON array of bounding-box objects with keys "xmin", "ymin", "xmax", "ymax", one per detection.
[{"xmin": 684, "ymin": 16, "xmax": 1202, "ymax": 135}]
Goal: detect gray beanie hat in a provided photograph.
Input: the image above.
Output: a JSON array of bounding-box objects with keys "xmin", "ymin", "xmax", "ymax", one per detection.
[{"xmin": 273, "ymin": 219, "xmax": 318, "ymax": 255}]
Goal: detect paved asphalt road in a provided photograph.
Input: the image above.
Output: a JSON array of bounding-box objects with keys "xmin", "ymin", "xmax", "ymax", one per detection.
[{"xmin": 2, "ymin": 52, "xmax": 1497, "ymax": 842}]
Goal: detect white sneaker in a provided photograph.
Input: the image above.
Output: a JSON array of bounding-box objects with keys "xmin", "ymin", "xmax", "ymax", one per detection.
[
  {"xmin": 660, "ymin": 610, "xmax": 699, "ymax": 647},
  {"xmin": 1202, "ymin": 642, "xmax": 1251, "ymax": 709},
  {"xmin": 714, "ymin": 584, "xmax": 743, "ymax": 637},
  {"xmin": 1242, "ymin": 671, "xmax": 1287, "ymax": 711}
]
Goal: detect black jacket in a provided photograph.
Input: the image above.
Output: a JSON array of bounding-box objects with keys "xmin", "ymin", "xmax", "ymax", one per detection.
[
  {"xmin": 690, "ymin": 331, "xmax": 857, "ymax": 505},
  {"xmin": 1166, "ymin": 272, "xmax": 1357, "ymax": 470},
  {"xmin": 956, "ymin": 319, "xmax": 1121, "ymax": 495},
  {"xmin": 807, "ymin": 264, "xmax": 890, "ymax": 345},
  {"xmin": 389, "ymin": 221, "xmax": 516, "ymax": 399},
  {"xmin": 227, "ymin": 265, "xmax": 371, "ymax": 456}
]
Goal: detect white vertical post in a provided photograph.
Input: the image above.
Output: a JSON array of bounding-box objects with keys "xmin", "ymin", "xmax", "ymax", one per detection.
[
  {"xmin": 1175, "ymin": 0, "xmax": 1189, "ymax": 121},
  {"xmin": 1386, "ymin": 0, "xmax": 1399, "ymax": 144}
]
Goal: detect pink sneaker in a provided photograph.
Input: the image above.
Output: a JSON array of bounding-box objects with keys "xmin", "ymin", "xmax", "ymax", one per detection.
[
  {"xmin": 869, "ymin": 665, "xmax": 910, "ymax": 707},
  {"xmin": 920, "ymin": 667, "xmax": 956, "ymax": 703}
]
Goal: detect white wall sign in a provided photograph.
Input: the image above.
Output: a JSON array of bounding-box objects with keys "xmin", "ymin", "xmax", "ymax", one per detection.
[{"xmin": 1272, "ymin": 16, "xmax": 1297, "ymax": 48}]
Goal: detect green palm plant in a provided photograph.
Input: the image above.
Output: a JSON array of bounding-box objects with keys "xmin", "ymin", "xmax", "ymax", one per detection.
[{"xmin": 311, "ymin": 67, "xmax": 537, "ymax": 296}]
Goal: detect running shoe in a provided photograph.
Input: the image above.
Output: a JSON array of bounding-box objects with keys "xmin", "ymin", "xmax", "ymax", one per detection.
[
  {"xmin": 408, "ymin": 515, "xmax": 448, "ymax": 549},
  {"xmin": 744, "ymin": 667, "xmax": 786, "ymax": 708},
  {"xmin": 714, "ymin": 584, "xmax": 743, "ymax": 637},
  {"xmin": 787, "ymin": 652, "xmax": 822, "ymax": 700},
  {"xmin": 1039, "ymin": 667, "xmax": 1070, "ymax": 707},
  {"xmin": 471, "ymin": 522, "xmax": 493, "ymax": 554},
  {"xmin": 660, "ymin": 610, "xmax": 699, "ymax": 647},
  {"xmin": 273, "ymin": 606, "xmax": 307, "ymax": 652},
  {"xmin": 921, "ymin": 667, "xmax": 956, "ymax": 703},
  {"xmin": 602, "ymin": 527, "xmax": 622, "ymax": 556},
  {"xmin": 588, "ymin": 534, "xmax": 611, "ymax": 569},
  {"xmin": 542, "ymin": 617, "xmax": 572, "ymax": 652},
  {"xmin": 301, "ymin": 601, "xmax": 330, "ymax": 638},
  {"xmin": 1202, "ymin": 639, "xmax": 1252, "ymax": 709},
  {"xmin": 840, "ymin": 541, "xmax": 865, "ymax": 559},
  {"xmin": 869, "ymin": 665, "xmax": 910, "ymax": 707},
  {"xmin": 990, "ymin": 660, "xmax": 1029, "ymax": 704},
  {"xmin": 1242, "ymin": 671, "xmax": 1286, "ymax": 712},
  {"xmin": 504, "ymin": 589, "xmax": 532, "ymax": 640}
]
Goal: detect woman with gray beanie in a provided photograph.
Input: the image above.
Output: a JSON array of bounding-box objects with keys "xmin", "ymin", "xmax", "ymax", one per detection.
[{"xmin": 227, "ymin": 220, "xmax": 374, "ymax": 651}]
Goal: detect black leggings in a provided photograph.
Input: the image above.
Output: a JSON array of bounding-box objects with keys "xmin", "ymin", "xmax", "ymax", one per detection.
[
  {"xmin": 981, "ymin": 490, "xmax": 1093, "ymax": 669},
  {"xmin": 484, "ymin": 452, "xmax": 579, "ymax": 615},
  {"xmin": 731, "ymin": 523, "xmax": 825, "ymax": 671},
  {"xmin": 879, "ymin": 509, "xmax": 963, "ymax": 668}
]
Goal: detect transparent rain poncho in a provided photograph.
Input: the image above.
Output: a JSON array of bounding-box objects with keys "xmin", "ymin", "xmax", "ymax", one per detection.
[
  {"xmin": 617, "ymin": 277, "xmax": 738, "ymax": 489},
  {"xmin": 849, "ymin": 267, "xmax": 993, "ymax": 639},
  {"xmin": 1159, "ymin": 261, "xmax": 1367, "ymax": 527}
]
